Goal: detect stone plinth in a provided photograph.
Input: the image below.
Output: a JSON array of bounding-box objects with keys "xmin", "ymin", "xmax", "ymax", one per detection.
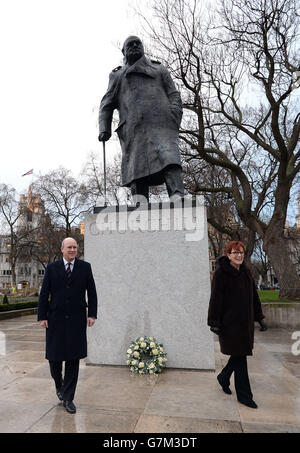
[{"xmin": 84, "ymin": 199, "xmax": 215, "ymax": 369}]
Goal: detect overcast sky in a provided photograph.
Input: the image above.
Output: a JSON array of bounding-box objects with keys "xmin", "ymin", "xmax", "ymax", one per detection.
[
  {"xmin": 0, "ymin": 0, "xmax": 141, "ymax": 193},
  {"xmin": 0, "ymin": 0, "xmax": 299, "ymax": 222}
]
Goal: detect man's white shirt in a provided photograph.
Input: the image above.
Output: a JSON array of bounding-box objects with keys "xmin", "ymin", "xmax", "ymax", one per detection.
[{"xmin": 63, "ymin": 258, "xmax": 75, "ymax": 272}]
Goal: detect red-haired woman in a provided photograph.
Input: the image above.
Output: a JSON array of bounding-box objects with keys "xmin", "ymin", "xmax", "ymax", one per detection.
[{"xmin": 208, "ymin": 241, "xmax": 267, "ymax": 409}]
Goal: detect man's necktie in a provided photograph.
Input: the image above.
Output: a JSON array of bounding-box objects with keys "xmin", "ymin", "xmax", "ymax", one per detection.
[{"xmin": 66, "ymin": 262, "xmax": 72, "ymax": 277}]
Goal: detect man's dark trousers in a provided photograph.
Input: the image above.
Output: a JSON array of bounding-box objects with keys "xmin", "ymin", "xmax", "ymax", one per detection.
[{"xmin": 49, "ymin": 360, "xmax": 80, "ymax": 402}]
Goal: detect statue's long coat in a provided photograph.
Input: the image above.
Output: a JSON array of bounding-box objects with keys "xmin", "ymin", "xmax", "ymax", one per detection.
[
  {"xmin": 99, "ymin": 56, "xmax": 183, "ymax": 187},
  {"xmin": 207, "ymin": 257, "xmax": 265, "ymax": 356}
]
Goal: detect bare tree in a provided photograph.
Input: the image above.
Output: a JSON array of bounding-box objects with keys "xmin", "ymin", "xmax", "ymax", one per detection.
[
  {"xmin": 0, "ymin": 184, "xmax": 39, "ymax": 286},
  {"xmin": 137, "ymin": 0, "xmax": 300, "ymax": 298},
  {"xmin": 251, "ymin": 237, "xmax": 274, "ymax": 286},
  {"xmin": 33, "ymin": 167, "xmax": 92, "ymax": 235},
  {"xmin": 284, "ymin": 225, "xmax": 300, "ymax": 276},
  {"xmin": 24, "ymin": 216, "xmax": 65, "ymax": 268},
  {"xmin": 81, "ymin": 152, "xmax": 132, "ymax": 206}
]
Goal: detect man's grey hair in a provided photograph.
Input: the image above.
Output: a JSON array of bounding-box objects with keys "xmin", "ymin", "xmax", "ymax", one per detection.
[{"xmin": 61, "ymin": 238, "xmax": 77, "ymax": 248}]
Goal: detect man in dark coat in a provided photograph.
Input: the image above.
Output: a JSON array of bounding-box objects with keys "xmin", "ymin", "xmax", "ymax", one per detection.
[
  {"xmin": 207, "ymin": 241, "xmax": 266, "ymax": 409},
  {"xmin": 38, "ymin": 237, "xmax": 97, "ymax": 414},
  {"xmin": 98, "ymin": 36, "xmax": 185, "ymax": 202}
]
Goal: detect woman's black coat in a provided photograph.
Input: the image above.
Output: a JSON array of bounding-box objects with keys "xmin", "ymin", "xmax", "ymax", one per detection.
[
  {"xmin": 207, "ymin": 256, "xmax": 264, "ymax": 356},
  {"xmin": 38, "ymin": 258, "xmax": 98, "ymax": 361}
]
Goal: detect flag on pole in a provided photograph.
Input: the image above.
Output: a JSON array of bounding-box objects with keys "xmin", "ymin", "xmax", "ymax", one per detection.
[{"xmin": 22, "ymin": 169, "xmax": 33, "ymax": 176}]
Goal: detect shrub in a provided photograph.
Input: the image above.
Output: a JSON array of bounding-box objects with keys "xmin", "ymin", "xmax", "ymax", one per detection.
[{"xmin": 0, "ymin": 301, "xmax": 38, "ymax": 312}]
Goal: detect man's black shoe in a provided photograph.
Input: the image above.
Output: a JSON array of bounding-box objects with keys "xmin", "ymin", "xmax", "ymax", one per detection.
[
  {"xmin": 238, "ymin": 399, "xmax": 258, "ymax": 409},
  {"xmin": 63, "ymin": 401, "xmax": 76, "ymax": 414},
  {"xmin": 217, "ymin": 373, "xmax": 232, "ymax": 395}
]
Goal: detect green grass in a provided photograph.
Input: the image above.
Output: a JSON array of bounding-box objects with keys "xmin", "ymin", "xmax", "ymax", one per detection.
[{"xmin": 258, "ymin": 290, "xmax": 300, "ymax": 303}]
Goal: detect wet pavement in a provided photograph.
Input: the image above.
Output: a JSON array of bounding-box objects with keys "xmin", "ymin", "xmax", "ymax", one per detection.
[{"xmin": 0, "ymin": 314, "xmax": 300, "ymax": 433}]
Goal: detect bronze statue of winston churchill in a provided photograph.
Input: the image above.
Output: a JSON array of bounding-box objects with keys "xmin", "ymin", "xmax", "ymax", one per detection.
[{"xmin": 98, "ymin": 36, "xmax": 184, "ymax": 202}]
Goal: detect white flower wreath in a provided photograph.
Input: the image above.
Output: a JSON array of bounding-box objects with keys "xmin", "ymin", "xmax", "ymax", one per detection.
[{"xmin": 126, "ymin": 336, "xmax": 168, "ymax": 374}]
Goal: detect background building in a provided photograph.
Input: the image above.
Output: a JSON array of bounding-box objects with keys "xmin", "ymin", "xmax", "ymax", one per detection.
[{"xmin": 0, "ymin": 187, "xmax": 46, "ymax": 293}]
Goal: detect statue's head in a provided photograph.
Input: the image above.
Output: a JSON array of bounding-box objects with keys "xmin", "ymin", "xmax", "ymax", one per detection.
[{"xmin": 122, "ymin": 36, "xmax": 144, "ymax": 65}]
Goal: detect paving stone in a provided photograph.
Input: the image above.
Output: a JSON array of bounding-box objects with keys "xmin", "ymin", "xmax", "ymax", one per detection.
[
  {"xmin": 134, "ymin": 414, "xmax": 242, "ymax": 433},
  {"xmin": 1, "ymin": 315, "xmax": 300, "ymax": 433},
  {"xmin": 26, "ymin": 406, "xmax": 141, "ymax": 433}
]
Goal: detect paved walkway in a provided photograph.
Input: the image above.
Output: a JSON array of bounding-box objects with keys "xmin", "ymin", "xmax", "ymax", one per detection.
[{"xmin": 0, "ymin": 314, "xmax": 300, "ymax": 433}]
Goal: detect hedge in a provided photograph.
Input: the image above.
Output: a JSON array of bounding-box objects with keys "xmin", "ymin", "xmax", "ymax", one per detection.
[{"xmin": 0, "ymin": 301, "xmax": 38, "ymax": 312}]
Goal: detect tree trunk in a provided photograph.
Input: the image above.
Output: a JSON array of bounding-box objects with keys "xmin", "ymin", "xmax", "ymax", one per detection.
[
  {"xmin": 263, "ymin": 226, "xmax": 300, "ymax": 300},
  {"xmin": 10, "ymin": 260, "xmax": 17, "ymax": 289}
]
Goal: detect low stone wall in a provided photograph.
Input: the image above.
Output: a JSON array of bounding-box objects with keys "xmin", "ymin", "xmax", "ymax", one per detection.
[
  {"xmin": 0, "ymin": 307, "xmax": 38, "ymax": 320},
  {"xmin": 262, "ymin": 303, "xmax": 300, "ymax": 329},
  {"xmin": 0, "ymin": 304, "xmax": 299, "ymax": 329}
]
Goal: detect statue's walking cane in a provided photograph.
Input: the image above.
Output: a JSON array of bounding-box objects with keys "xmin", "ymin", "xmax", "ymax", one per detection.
[{"xmin": 102, "ymin": 140, "xmax": 107, "ymax": 206}]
